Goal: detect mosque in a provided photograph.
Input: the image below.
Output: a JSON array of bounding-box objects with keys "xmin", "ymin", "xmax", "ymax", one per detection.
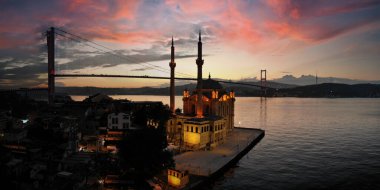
[{"xmin": 166, "ymin": 32, "xmax": 235, "ymax": 150}]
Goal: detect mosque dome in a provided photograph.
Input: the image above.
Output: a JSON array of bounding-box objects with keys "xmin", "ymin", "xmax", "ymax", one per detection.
[{"xmin": 202, "ymin": 78, "xmax": 223, "ymax": 89}]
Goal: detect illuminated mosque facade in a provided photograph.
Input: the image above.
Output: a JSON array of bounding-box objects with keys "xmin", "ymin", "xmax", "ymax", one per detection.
[{"xmin": 166, "ymin": 32, "xmax": 235, "ymax": 150}]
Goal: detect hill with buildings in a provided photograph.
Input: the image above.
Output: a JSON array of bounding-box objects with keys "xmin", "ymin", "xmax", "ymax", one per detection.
[
  {"xmin": 274, "ymin": 83, "xmax": 380, "ymax": 98},
  {"xmin": 55, "ymin": 83, "xmax": 380, "ymax": 98},
  {"xmin": 55, "ymin": 80, "xmax": 296, "ymax": 97},
  {"xmin": 271, "ymin": 75, "xmax": 380, "ymax": 86}
]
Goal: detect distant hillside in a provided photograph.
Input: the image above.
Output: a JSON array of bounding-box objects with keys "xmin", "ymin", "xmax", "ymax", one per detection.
[
  {"xmin": 157, "ymin": 79, "xmax": 297, "ymax": 89},
  {"xmin": 56, "ymin": 80, "xmax": 296, "ymax": 97},
  {"xmin": 272, "ymin": 75, "xmax": 380, "ymax": 86},
  {"xmin": 56, "ymin": 83, "xmax": 380, "ymax": 98},
  {"xmin": 275, "ymin": 83, "xmax": 380, "ymax": 98}
]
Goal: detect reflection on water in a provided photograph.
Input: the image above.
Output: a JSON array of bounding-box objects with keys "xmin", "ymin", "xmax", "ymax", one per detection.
[
  {"xmin": 215, "ymin": 97, "xmax": 380, "ymax": 190},
  {"xmin": 260, "ymin": 97, "xmax": 267, "ymax": 130},
  {"xmin": 72, "ymin": 95, "xmax": 380, "ymax": 189}
]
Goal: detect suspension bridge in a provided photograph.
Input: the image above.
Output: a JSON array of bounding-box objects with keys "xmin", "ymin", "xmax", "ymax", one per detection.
[{"xmin": 1, "ymin": 27, "xmax": 271, "ymax": 104}]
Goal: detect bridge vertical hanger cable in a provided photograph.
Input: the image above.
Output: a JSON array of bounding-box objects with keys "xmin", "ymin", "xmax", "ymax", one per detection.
[
  {"xmin": 55, "ymin": 31, "xmax": 175, "ymax": 76},
  {"xmin": 54, "ymin": 28, "xmax": 195, "ymax": 78},
  {"xmin": 57, "ymin": 27, "xmax": 194, "ymax": 78},
  {"xmin": 55, "ymin": 31, "xmax": 168, "ymax": 74},
  {"xmin": 54, "ymin": 32, "xmax": 114, "ymax": 74}
]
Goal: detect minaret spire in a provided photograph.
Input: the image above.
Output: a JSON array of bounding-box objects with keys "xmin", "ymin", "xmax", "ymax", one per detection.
[
  {"xmin": 169, "ymin": 36, "xmax": 176, "ymax": 114},
  {"xmin": 170, "ymin": 36, "xmax": 175, "ymax": 63},
  {"xmin": 196, "ymin": 30, "xmax": 204, "ymax": 118}
]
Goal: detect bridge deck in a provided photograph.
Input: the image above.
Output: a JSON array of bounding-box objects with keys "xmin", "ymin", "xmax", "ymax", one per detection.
[{"xmin": 54, "ymin": 74, "xmax": 270, "ymax": 88}]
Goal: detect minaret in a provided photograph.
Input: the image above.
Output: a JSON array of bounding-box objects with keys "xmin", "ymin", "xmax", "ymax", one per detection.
[
  {"xmin": 169, "ymin": 37, "xmax": 176, "ymax": 113},
  {"xmin": 196, "ymin": 31, "xmax": 204, "ymax": 118}
]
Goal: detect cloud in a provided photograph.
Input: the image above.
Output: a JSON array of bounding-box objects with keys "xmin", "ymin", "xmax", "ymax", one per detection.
[
  {"xmin": 267, "ymin": 0, "xmax": 380, "ymax": 18},
  {"xmin": 1, "ymin": 0, "xmax": 379, "ymax": 48},
  {"xmin": 0, "ymin": 41, "xmax": 197, "ymax": 87},
  {"xmin": 1, "ymin": 0, "xmax": 380, "ymax": 87},
  {"xmin": 263, "ymin": 0, "xmax": 380, "ymax": 43},
  {"xmin": 59, "ymin": 50, "xmax": 197, "ymax": 71}
]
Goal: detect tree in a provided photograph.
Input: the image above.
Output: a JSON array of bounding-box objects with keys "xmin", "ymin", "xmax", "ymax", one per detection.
[{"xmin": 117, "ymin": 103, "xmax": 174, "ymax": 179}]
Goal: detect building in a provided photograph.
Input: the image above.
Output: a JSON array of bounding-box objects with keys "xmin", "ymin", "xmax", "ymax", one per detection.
[
  {"xmin": 167, "ymin": 169, "xmax": 189, "ymax": 188},
  {"xmin": 166, "ymin": 32, "xmax": 235, "ymax": 151},
  {"xmin": 107, "ymin": 113, "xmax": 131, "ymax": 130},
  {"xmin": 2, "ymin": 128, "xmax": 27, "ymax": 143}
]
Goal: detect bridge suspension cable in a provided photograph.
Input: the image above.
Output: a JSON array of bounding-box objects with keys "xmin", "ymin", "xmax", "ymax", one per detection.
[
  {"xmin": 54, "ymin": 74, "xmax": 272, "ymax": 89},
  {"xmin": 54, "ymin": 28, "xmax": 194, "ymax": 78},
  {"xmin": 51, "ymin": 28, "xmax": 272, "ymax": 90},
  {"xmin": 54, "ymin": 31, "xmax": 173, "ymax": 75}
]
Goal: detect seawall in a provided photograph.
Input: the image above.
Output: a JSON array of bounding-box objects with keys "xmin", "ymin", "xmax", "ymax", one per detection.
[{"xmin": 173, "ymin": 127, "xmax": 265, "ymax": 190}]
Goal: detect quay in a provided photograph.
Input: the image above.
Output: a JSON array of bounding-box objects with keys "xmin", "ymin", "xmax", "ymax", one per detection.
[{"xmin": 168, "ymin": 127, "xmax": 265, "ymax": 189}]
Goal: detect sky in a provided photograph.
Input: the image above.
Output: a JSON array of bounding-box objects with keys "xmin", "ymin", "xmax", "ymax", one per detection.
[{"xmin": 0, "ymin": 0, "xmax": 380, "ymax": 88}]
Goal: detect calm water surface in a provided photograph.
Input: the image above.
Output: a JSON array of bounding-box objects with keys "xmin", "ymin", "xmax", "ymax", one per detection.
[{"xmin": 72, "ymin": 96, "xmax": 380, "ymax": 189}]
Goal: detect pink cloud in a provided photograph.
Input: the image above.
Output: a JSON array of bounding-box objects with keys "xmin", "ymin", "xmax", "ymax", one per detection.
[
  {"xmin": 113, "ymin": 0, "xmax": 140, "ymax": 20},
  {"xmin": 265, "ymin": 22, "xmax": 304, "ymax": 40},
  {"xmin": 266, "ymin": 0, "xmax": 380, "ymax": 19},
  {"xmin": 39, "ymin": 0, "xmax": 145, "ymax": 44},
  {"xmin": 165, "ymin": 1, "xmax": 264, "ymax": 51},
  {"xmin": 0, "ymin": 0, "xmax": 379, "ymax": 52},
  {"xmin": 212, "ymin": 2, "xmax": 263, "ymax": 51},
  {"xmin": 65, "ymin": 0, "xmax": 140, "ymax": 20},
  {"xmin": 165, "ymin": 0, "xmax": 222, "ymax": 16},
  {"xmin": 262, "ymin": 0, "xmax": 380, "ymax": 44},
  {"xmin": 0, "ymin": 36, "xmax": 27, "ymax": 49},
  {"xmin": 82, "ymin": 26, "xmax": 159, "ymax": 44}
]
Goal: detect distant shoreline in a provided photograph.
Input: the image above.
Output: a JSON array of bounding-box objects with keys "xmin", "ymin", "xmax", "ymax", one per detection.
[
  {"xmin": 59, "ymin": 83, "xmax": 379, "ymax": 98},
  {"xmin": 2, "ymin": 83, "xmax": 379, "ymax": 98}
]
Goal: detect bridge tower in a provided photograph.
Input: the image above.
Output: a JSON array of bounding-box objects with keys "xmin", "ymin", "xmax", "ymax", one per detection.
[
  {"xmin": 47, "ymin": 27, "xmax": 55, "ymax": 105},
  {"xmin": 169, "ymin": 37, "xmax": 176, "ymax": 113},
  {"xmin": 260, "ymin": 70, "xmax": 267, "ymax": 97}
]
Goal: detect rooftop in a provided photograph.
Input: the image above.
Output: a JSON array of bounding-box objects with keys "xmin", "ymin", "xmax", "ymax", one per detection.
[{"xmin": 185, "ymin": 116, "xmax": 224, "ymax": 123}]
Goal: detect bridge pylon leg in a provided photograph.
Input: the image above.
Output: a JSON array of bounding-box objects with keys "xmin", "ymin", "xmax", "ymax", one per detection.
[{"xmin": 47, "ymin": 27, "xmax": 55, "ymax": 105}]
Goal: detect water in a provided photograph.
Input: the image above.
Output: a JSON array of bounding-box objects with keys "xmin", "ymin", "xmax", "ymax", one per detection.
[{"xmin": 72, "ymin": 95, "xmax": 380, "ymax": 189}]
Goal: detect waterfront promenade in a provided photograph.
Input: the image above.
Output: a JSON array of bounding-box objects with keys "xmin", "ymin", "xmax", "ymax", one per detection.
[{"xmin": 174, "ymin": 127, "xmax": 264, "ymax": 176}]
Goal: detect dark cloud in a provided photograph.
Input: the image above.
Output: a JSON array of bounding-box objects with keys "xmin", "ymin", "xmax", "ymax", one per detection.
[
  {"xmin": 0, "ymin": 43, "xmax": 197, "ymax": 88},
  {"xmin": 59, "ymin": 51, "xmax": 196, "ymax": 71},
  {"xmin": 131, "ymin": 67, "xmax": 149, "ymax": 72}
]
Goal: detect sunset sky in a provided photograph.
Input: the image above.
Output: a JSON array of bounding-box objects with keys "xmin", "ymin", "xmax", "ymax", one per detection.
[{"xmin": 0, "ymin": 0, "xmax": 379, "ymax": 88}]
